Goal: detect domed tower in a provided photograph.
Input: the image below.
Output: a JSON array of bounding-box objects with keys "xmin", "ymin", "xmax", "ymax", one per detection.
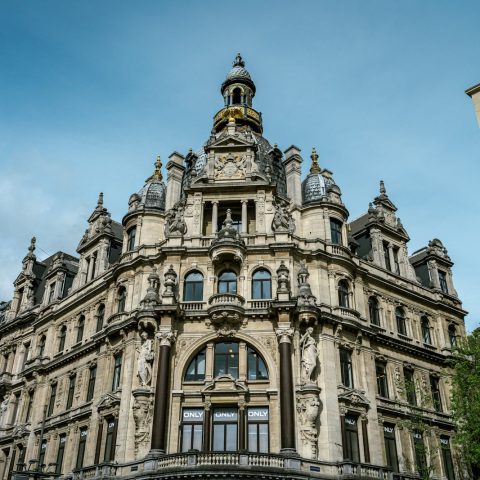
[
  {"xmin": 300, "ymin": 148, "xmax": 349, "ymax": 244},
  {"xmin": 123, "ymin": 156, "xmax": 167, "ymax": 251}
]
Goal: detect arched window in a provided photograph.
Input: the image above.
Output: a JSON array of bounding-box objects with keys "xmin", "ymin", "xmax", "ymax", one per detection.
[
  {"xmin": 368, "ymin": 296, "xmax": 380, "ymax": 326},
  {"xmin": 251, "ymin": 269, "xmax": 272, "ymax": 299},
  {"xmin": 395, "ymin": 307, "xmax": 407, "ymax": 336},
  {"xmin": 58, "ymin": 326, "xmax": 67, "ymax": 353},
  {"xmin": 448, "ymin": 324, "xmax": 457, "ymax": 349},
  {"xmin": 232, "ymin": 87, "xmax": 242, "ymax": 104},
  {"xmin": 214, "ymin": 342, "xmax": 239, "ymax": 378},
  {"xmin": 117, "ymin": 286, "xmax": 126, "ymax": 313},
  {"xmin": 185, "ymin": 348, "xmax": 206, "ymax": 381},
  {"xmin": 127, "ymin": 227, "xmax": 136, "ymax": 251},
  {"xmin": 218, "ymin": 271, "xmax": 237, "ymax": 294},
  {"xmin": 338, "ymin": 280, "xmax": 350, "ymax": 308},
  {"xmin": 76, "ymin": 315, "xmax": 85, "ymax": 343},
  {"xmin": 184, "ymin": 272, "xmax": 204, "ymax": 302},
  {"xmin": 247, "ymin": 347, "xmax": 268, "ymax": 380},
  {"xmin": 96, "ymin": 304, "xmax": 105, "ymax": 332},
  {"xmin": 421, "ymin": 316, "xmax": 432, "ymax": 344}
]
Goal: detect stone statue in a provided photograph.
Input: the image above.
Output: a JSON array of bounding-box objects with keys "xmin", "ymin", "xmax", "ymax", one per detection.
[
  {"xmin": 300, "ymin": 327, "xmax": 317, "ymax": 384},
  {"xmin": 163, "ymin": 265, "xmax": 177, "ymax": 297},
  {"xmin": 165, "ymin": 201, "xmax": 187, "ymax": 237},
  {"xmin": 132, "ymin": 394, "xmax": 153, "ymax": 457},
  {"xmin": 297, "ymin": 262, "xmax": 316, "ymax": 307},
  {"xmin": 213, "ymin": 209, "xmax": 242, "ymax": 243},
  {"xmin": 276, "ymin": 261, "xmax": 290, "ymax": 293},
  {"xmin": 137, "ymin": 332, "xmax": 154, "ymax": 387},
  {"xmin": 271, "ymin": 200, "xmax": 295, "ymax": 234},
  {"xmin": 140, "ymin": 268, "xmax": 161, "ymax": 309}
]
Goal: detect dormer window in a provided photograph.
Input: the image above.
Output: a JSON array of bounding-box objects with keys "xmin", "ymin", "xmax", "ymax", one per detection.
[{"xmin": 127, "ymin": 227, "xmax": 137, "ymax": 251}]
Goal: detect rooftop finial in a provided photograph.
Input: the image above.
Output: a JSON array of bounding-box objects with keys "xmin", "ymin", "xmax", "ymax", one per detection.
[
  {"xmin": 233, "ymin": 52, "xmax": 245, "ymax": 68},
  {"xmin": 310, "ymin": 147, "xmax": 321, "ymax": 174},
  {"xmin": 148, "ymin": 155, "xmax": 163, "ymax": 182},
  {"xmin": 97, "ymin": 192, "xmax": 104, "ymax": 207},
  {"xmin": 379, "ymin": 180, "xmax": 386, "ymax": 195},
  {"xmin": 28, "ymin": 237, "xmax": 36, "ymax": 255}
]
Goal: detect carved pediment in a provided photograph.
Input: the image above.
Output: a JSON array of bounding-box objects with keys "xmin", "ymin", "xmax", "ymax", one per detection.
[
  {"xmin": 202, "ymin": 375, "xmax": 248, "ymax": 394},
  {"xmin": 338, "ymin": 388, "xmax": 370, "ymax": 409},
  {"xmin": 207, "ymin": 134, "xmax": 253, "ymax": 150},
  {"xmin": 97, "ymin": 392, "xmax": 121, "ymax": 412}
]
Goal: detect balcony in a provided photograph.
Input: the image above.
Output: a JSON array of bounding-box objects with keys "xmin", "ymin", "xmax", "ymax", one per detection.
[
  {"xmin": 70, "ymin": 454, "xmax": 407, "ymax": 480},
  {"xmin": 207, "ymin": 294, "xmax": 245, "ymax": 325},
  {"xmin": 333, "ymin": 306, "xmax": 361, "ymax": 321}
]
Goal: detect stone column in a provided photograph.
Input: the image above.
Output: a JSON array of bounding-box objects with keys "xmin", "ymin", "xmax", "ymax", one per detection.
[
  {"xmin": 275, "ymin": 327, "xmax": 296, "ymax": 453},
  {"xmin": 241, "ymin": 200, "xmax": 248, "ymax": 234},
  {"xmin": 151, "ymin": 329, "xmax": 176, "ymax": 454},
  {"xmin": 212, "ymin": 201, "xmax": 218, "ymax": 234}
]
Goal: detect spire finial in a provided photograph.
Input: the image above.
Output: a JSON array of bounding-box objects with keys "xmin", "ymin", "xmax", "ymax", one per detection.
[
  {"xmin": 233, "ymin": 52, "xmax": 245, "ymax": 68},
  {"xmin": 97, "ymin": 192, "xmax": 104, "ymax": 207},
  {"xmin": 310, "ymin": 147, "xmax": 321, "ymax": 174},
  {"xmin": 147, "ymin": 155, "xmax": 163, "ymax": 182},
  {"xmin": 379, "ymin": 180, "xmax": 386, "ymax": 195}
]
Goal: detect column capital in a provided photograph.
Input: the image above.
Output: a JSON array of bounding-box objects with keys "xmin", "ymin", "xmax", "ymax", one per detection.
[
  {"xmin": 156, "ymin": 329, "xmax": 177, "ymax": 347},
  {"xmin": 275, "ymin": 327, "xmax": 294, "ymax": 344}
]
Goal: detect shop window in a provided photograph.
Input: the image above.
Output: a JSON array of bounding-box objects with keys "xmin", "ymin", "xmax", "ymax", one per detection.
[
  {"xmin": 413, "ymin": 431, "xmax": 428, "ymax": 478},
  {"xmin": 181, "ymin": 408, "xmax": 204, "ymax": 452},
  {"xmin": 55, "ymin": 434, "xmax": 67, "ymax": 474},
  {"xmin": 344, "ymin": 415, "xmax": 360, "ymax": 462},
  {"xmin": 212, "ymin": 408, "xmax": 238, "ymax": 451},
  {"xmin": 247, "ymin": 407, "xmax": 269, "ymax": 453},
  {"xmin": 76, "ymin": 428, "xmax": 88, "ymax": 469},
  {"xmin": 103, "ymin": 418, "xmax": 117, "ymax": 462},
  {"xmin": 440, "ymin": 436, "xmax": 455, "ymax": 480},
  {"xmin": 383, "ymin": 424, "xmax": 399, "ymax": 472}
]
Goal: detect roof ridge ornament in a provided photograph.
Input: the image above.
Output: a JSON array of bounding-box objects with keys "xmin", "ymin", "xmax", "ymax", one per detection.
[
  {"xmin": 310, "ymin": 147, "xmax": 321, "ymax": 174},
  {"xmin": 97, "ymin": 192, "xmax": 104, "ymax": 208},
  {"xmin": 379, "ymin": 180, "xmax": 387, "ymax": 196},
  {"xmin": 233, "ymin": 52, "xmax": 245, "ymax": 68},
  {"xmin": 28, "ymin": 236, "xmax": 36, "ymax": 256}
]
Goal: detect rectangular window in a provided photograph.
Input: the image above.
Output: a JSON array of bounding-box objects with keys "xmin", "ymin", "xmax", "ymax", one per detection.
[
  {"xmin": 340, "ymin": 349, "xmax": 354, "ymax": 388},
  {"xmin": 344, "ymin": 415, "xmax": 360, "ymax": 462},
  {"xmin": 25, "ymin": 391, "xmax": 34, "ymax": 422},
  {"xmin": 86, "ymin": 366, "xmax": 97, "ymax": 402},
  {"xmin": 413, "ymin": 431, "xmax": 427, "ymax": 478},
  {"xmin": 17, "ymin": 445, "xmax": 26, "ymax": 472},
  {"xmin": 404, "ymin": 369, "xmax": 417, "ymax": 406},
  {"xmin": 55, "ymin": 434, "xmax": 67, "ymax": 474},
  {"xmin": 66, "ymin": 375, "xmax": 76, "ymax": 409},
  {"xmin": 247, "ymin": 407, "xmax": 269, "ymax": 453},
  {"xmin": 103, "ymin": 418, "xmax": 116, "ymax": 462},
  {"xmin": 112, "ymin": 353, "xmax": 123, "ymax": 390},
  {"xmin": 383, "ymin": 242, "xmax": 391, "ymax": 271},
  {"xmin": 47, "ymin": 384, "xmax": 57, "ymax": 417},
  {"xmin": 38, "ymin": 440, "xmax": 47, "ymax": 468},
  {"xmin": 214, "ymin": 343, "xmax": 239, "ymax": 379},
  {"xmin": 11, "ymin": 393, "xmax": 20, "ymax": 424},
  {"xmin": 383, "ymin": 424, "xmax": 399, "ymax": 472},
  {"xmin": 393, "ymin": 247, "xmax": 400, "ymax": 274},
  {"xmin": 440, "ymin": 436, "xmax": 455, "ymax": 480},
  {"xmin": 127, "ymin": 227, "xmax": 136, "ymax": 251},
  {"xmin": 76, "ymin": 428, "xmax": 88, "ymax": 469},
  {"xmin": 438, "ymin": 270, "xmax": 448, "ymax": 294},
  {"xmin": 181, "ymin": 408, "xmax": 204, "ymax": 452},
  {"xmin": 330, "ymin": 218, "xmax": 343, "ymax": 245},
  {"xmin": 212, "ymin": 408, "xmax": 238, "ymax": 451},
  {"xmin": 22, "ymin": 343, "xmax": 30, "ymax": 371},
  {"xmin": 376, "ymin": 363, "xmax": 389, "ymax": 398},
  {"xmin": 430, "ymin": 376, "xmax": 443, "ymax": 412},
  {"xmin": 48, "ymin": 283, "xmax": 56, "ymax": 303}
]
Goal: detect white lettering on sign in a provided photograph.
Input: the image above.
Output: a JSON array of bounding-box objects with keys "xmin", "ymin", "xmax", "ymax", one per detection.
[
  {"xmin": 440, "ymin": 438, "xmax": 449, "ymax": 445},
  {"xmin": 345, "ymin": 417, "xmax": 356, "ymax": 426},
  {"xmin": 384, "ymin": 426, "xmax": 394, "ymax": 434},
  {"xmin": 183, "ymin": 410, "xmax": 204, "ymax": 421},
  {"xmin": 213, "ymin": 409, "xmax": 238, "ymax": 421},
  {"xmin": 248, "ymin": 408, "xmax": 269, "ymax": 420}
]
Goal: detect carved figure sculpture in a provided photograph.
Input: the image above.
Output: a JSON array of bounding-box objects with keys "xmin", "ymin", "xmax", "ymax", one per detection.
[
  {"xmin": 132, "ymin": 395, "xmax": 153, "ymax": 456},
  {"xmin": 276, "ymin": 261, "xmax": 290, "ymax": 293},
  {"xmin": 297, "ymin": 394, "xmax": 321, "ymax": 459},
  {"xmin": 137, "ymin": 332, "xmax": 154, "ymax": 387},
  {"xmin": 297, "ymin": 262, "xmax": 316, "ymax": 307},
  {"xmin": 163, "ymin": 265, "xmax": 177, "ymax": 297},
  {"xmin": 140, "ymin": 268, "xmax": 161, "ymax": 309},
  {"xmin": 271, "ymin": 200, "xmax": 295, "ymax": 234},
  {"xmin": 165, "ymin": 201, "xmax": 187, "ymax": 236},
  {"xmin": 300, "ymin": 327, "xmax": 318, "ymax": 384}
]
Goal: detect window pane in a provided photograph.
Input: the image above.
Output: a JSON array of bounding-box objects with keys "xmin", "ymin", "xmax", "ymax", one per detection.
[
  {"xmin": 197, "ymin": 353, "xmax": 205, "ymax": 375},
  {"xmin": 252, "ymin": 281, "xmax": 262, "ymax": 299},
  {"xmin": 182, "ymin": 425, "xmax": 192, "ymax": 452},
  {"xmin": 226, "ymin": 424, "xmax": 237, "ymax": 451},
  {"xmin": 214, "ymin": 354, "xmax": 226, "ymax": 376},
  {"xmin": 213, "ymin": 425, "xmax": 224, "ymax": 451},
  {"xmin": 193, "ymin": 425, "xmax": 203, "ymax": 451},
  {"xmin": 248, "ymin": 424, "xmax": 258, "ymax": 452},
  {"xmin": 263, "ymin": 281, "xmax": 271, "ymax": 299},
  {"xmin": 259, "ymin": 423, "xmax": 269, "ymax": 453}
]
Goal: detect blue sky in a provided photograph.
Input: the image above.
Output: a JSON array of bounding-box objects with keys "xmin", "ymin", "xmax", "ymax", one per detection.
[{"xmin": 1, "ymin": 1, "xmax": 479, "ymax": 331}]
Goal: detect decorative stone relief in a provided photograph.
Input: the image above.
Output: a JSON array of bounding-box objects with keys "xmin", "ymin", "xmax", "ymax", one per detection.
[
  {"xmin": 156, "ymin": 330, "xmax": 177, "ymax": 347},
  {"xmin": 214, "ymin": 154, "xmax": 246, "ymax": 179},
  {"xmin": 297, "ymin": 393, "xmax": 321, "ymax": 459},
  {"xmin": 140, "ymin": 268, "xmax": 161, "ymax": 309},
  {"xmin": 132, "ymin": 390, "xmax": 154, "ymax": 458},
  {"xmin": 164, "ymin": 200, "xmax": 187, "ymax": 236},
  {"xmin": 276, "ymin": 261, "xmax": 290, "ymax": 295},
  {"xmin": 275, "ymin": 327, "xmax": 294, "ymax": 344},
  {"xmin": 297, "ymin": 262, "xmax": 316, "ymax": 307},
  {"xmin": 271, "ymin": 199, "xmax": 295, "ymax": 234},
  {"xmin": 163, "ymin": 265, "xmax": 177, "ymax": 298},
  {"xmin": 137, "ymin": 332, "xmax": 154, "ymax": 387},
  {"xmin": 300, "ymin": 327, "xmax": 318, "ymax": 385}
]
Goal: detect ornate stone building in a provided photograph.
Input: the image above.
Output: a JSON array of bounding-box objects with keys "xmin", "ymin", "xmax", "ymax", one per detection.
[
  {"xmin": 0, "ymin": 54, "xmax": 466, "ymax": 480},
  {"xmin": 466, "ymin": 81, "xmax": 480, "ymax": 127}
]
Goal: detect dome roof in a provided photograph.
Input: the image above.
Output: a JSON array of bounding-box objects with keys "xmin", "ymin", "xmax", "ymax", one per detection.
[
  {"xmin": 137, "ymin": 156, "xmax": 166, "ymax": 211},
  {"xmin": 301, "ymin": 148, "xmax": 334, "ymax": 204},
  {"xmin": 221, "ymin": 53, "xmax": 256, "ymax": 95}
]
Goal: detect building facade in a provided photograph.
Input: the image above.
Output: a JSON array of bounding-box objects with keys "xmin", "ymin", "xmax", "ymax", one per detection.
[
  {"xmin": 466, "ymin": 82, "xmax": 480, "ymax": 127},
  {"xmin": 0, "ymin": 54, "xmax": 467, "ymax": 480}
]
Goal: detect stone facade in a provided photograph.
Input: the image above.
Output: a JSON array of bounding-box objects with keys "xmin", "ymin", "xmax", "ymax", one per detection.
[
  {"xmin": 0, "ymin": 54, "xmax": 466, "ymax": 480},
  {"xmin": 466, "ymin": 82, "xmax": 480, "ymax": 127}
]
